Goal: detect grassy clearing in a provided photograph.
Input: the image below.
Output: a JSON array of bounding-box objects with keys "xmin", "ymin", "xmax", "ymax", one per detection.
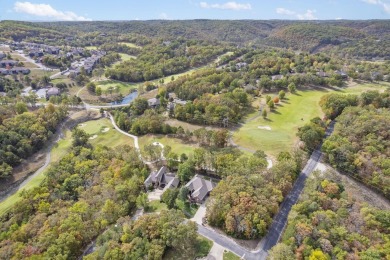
[
  {"xmin": 85, "ymin": 46, "xmax": 98, "ymax": 50},
  {"xmin": 79, "ymin": 118, "xmax": 134, "ymax": 148},
  {"xmin": 233, "ymin": 82, "xmax": 389, "ymax": 157},
  {"xmin": 29, "ymin": 69, "xmax": 59, "ymax": 79},
  {"xmin": 223, "ymin": 251, "xmax": 241, "ymax": 260},
  {"xmin": 119, "ymin": 53, "xmax": 136, "ymax": 61},
  {"xmin": 139, "ymin": 134, "xmax": 196, "ymax": 157},
  {"xmin": 233, "ymin": 89, "xmax": 328, "ymax": 157},
  {"xmin": 119, "ymin": 42, "xmax": 142, "ymax": 49},
  {"xmin": 95, "ymin": 80, "xmax": 137, "ymax": 95}
]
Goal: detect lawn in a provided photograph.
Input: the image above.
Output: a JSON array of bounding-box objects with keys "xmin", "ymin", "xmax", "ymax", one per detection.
[
  {"xmin": 232, "ymin": 82, "xmax": 389, "ymax": 157},
  {"xmin": 119, "ymin": 53, "xmax": 136, "ymax": 61},
  {"xmin": 95, "ymin": 80, "xmax": 137, "ymax": 96},
  {"xmin": 78, "ymin": 118, "xmax": 134, "ymax": 148},
  {"xmin": 85, "ymin": 46, "xmax": 98, "ymax": 50},
  {"xmin": 119, "ymin": 42, "xmax": 142, "ymax": 49},
  {"xmin": 224, "ymin": 251, "xmax": 241, "ymax": 260},
  {"xmin": 138, "ymin": 134, "xmax": 196, "ymax": 157}
]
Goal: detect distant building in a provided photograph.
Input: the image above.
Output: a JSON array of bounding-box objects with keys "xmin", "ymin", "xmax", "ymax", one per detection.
[
  {"xmin": 148, "ymin": 97, "xmax": 160, "ymax": 108},
  {"xmin": 271, "ymin": 75, "xmax": 284, "ymax": 81},
  {"xmin": 235, "ymin": 62, "xmax": 248, "ymax": 70},
  {"xmin": 144, "ymin": 166, "xmax": 180, "ymax": 192},
  {"xmin": 0, "ymin": 60, "xmax": 17, "ymax": 67},
  {"xmin": 185, "ymin": 175, "xmax": 216, "ymax": 203},
  {"xmin": 0, "ymin": 68, "xmax": 9, "ymax": 75},
  {"xmin": 335, "ymin": 70, "xmax": 348, "ymax": 79},
  {"xmin": 317, "ymin": 71, "xmax": 329, "ymax": 78},
  {"xmin": 46, "ymin": 87, "xmax": 60, "ymax": 99}
]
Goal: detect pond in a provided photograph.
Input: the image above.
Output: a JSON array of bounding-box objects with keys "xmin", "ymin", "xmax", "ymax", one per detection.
[{"xmin": 110, "ymin": 90, "xmax": 138, "ymax": 105}]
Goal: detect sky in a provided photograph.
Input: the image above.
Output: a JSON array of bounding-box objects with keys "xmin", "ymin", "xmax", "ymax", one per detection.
[{"xmin": 0, "ymin": 0, "xmax": 390, "ymax": 21}]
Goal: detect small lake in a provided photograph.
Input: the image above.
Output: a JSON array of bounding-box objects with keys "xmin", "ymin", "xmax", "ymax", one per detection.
[{"xmin": 110, "ymin": 91, "xmax": 138, "ymax": 105}]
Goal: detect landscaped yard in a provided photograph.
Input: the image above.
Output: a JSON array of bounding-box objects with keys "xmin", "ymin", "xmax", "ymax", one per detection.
[
  {"xmin": 223, "ymin": 251, "xmax": 240, "ymax": 260},
  {"xmin": 138, "ymin": 134, "xmax": 197, "ymax": 157},
  {"xmin": 232, "ymin": 81, "xmax": 389, "ymax": 157},
  {"xmin": 78, "ymin": 118, "xmax": 134, "ymax": 148}
]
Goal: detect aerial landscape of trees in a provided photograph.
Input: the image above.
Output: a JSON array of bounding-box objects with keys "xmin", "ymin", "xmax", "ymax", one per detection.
[
  {"xmin": 0, "ymin": 18, "xmax": 389, "ymax": 260},
  {"xmin": 269, "ymin": 174, "xmax": 390, "ymax": 259},
  {"xmin": 0, "ymin": 131, "xmax": 148, "ymax": 259},
  {"xmin": 0, "ymin": 104, "xmax": 67, "ymax": 177}
]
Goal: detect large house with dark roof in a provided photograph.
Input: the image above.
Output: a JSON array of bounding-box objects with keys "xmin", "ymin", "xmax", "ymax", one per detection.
[
  {"xmin": 185, "ymin": 175, "xmax": 216, "ymax": 203},
  {"xmin": 46, "ymin": 87, "xmax": 60, "ymax": 100},
  {"xmin": 148, "ymin": 97, "xmax": 160, "ymax": 108},
  {"xmin": 0, "ymin": 60, "xmax": 17, "ymax": 67},
  {"xmin": 144, "ymin": 166, "xmax": 180, "ymax": 192}
]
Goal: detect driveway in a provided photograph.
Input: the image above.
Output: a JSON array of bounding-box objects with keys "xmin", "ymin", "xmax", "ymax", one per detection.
[
  {"xmin": 205, "ymin": 243, "xmax": 225, "ymax": 260},
  {"xmin": 191, "ymin": 201, "xmax": 207, "ymax": 225},
  {"xmin": 147, "ymin": 189, "xmax": 164, "ymax": 201}
]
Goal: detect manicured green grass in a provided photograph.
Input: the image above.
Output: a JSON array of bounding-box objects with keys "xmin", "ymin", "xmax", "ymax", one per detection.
[
  {"xmin": 223, "ymin": 251, "xmax": 241, "ymax": 260},
  {"xmin": 119, "ymin": 42, "xmax": 142, "ymax": 49},
  {"xmin": 119, "ymin": 53, "xmax": 136, "ymax": 61},
  {"xmin": 138, "ymin": 134, "xmax": 196, "ymax": 157},
  {"xmin": 233, "ymin": 89, "xmax": 328, "ymax": 157},
  {"xmin": 85, "ymin": 46, "xmax": 98, "ymax": 50},
  {"xmin": 95, "ymin": 80, "xmax": 137, "ymax": 96},
  {"xmin": 146, "ymin": 200, "xmax": 167, "ymax": 213},
  {"xmin": 79, "ymin": 118, "xmax": 134, "ymax": 148},
  {"xmin": 232, "ymin": 82, "xmax": 389, "ymax": 157}
]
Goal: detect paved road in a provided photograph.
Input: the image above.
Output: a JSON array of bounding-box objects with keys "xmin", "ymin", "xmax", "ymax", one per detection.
[{"xmin": 108, "ymin": 112, "xmax": 139, "ymax": 150}]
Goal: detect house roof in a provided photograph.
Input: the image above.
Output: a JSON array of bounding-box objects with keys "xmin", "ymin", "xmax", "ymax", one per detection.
[
  {"xmin": 148, "ymin": 97, "xmax": 160, "ymax": 106},
  {"xmin": 271, "ymin": 75, "xmax": 284, "ymax": 81},
  {"xmin": 317, "ymin": 71, "xmax": 328, "ymax": 77},
  {"xmin": 185, "ymin": 175, "xmax": 216, "ymax": 201},
  {"xmin": 144, "ymin": 166, "xmax": 179, "ymax": 191},
  {"xmin": 47, "ymin": 87, "xmax": 60, "ymax": 95}
]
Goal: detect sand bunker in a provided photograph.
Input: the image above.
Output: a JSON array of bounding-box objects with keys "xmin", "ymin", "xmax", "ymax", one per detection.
[
  {"xmin": 79, "ymin": 123, "xmax": 86, "ymax": 128},
  {"xmin": 102, "ymin": 127, "xmax": 110, "ymax": 133},
  {"xmin": 258, "ymin": 126, "xmax": 272, "ymax": 131},
  {"xmin": 89, "ymin": 135, "xmax": 98, "ymax": 140}
]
